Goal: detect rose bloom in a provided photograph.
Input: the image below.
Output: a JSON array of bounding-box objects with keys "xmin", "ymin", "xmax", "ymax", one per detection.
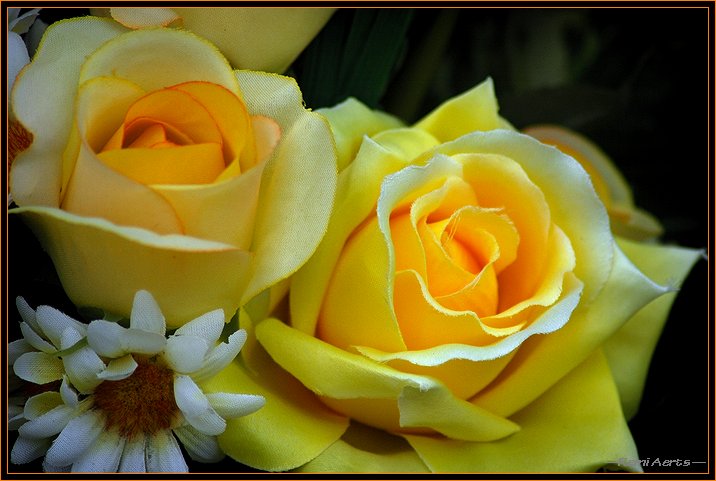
[
  {"xmin": 9, "ymin": 17, "xmax": 336, "ymax": 326},
  {"xmin": 206, "ymin": 80, "xmax": 700, "ymax": 472}
]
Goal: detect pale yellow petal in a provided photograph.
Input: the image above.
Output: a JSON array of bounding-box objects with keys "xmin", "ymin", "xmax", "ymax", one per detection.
[
  {"xmin": 79, "ymin": 26, "xmax": 240, "ymax": 95},
  {"xmin": 236, "ymin": 71, "xmax": 337, "ymax": 305},
  {"xmin": 10, "ymin": 17, "xmax": 127, "ymax": 207},
  {"xmin": 110, "ymin": 7, "xmax": 181, "ymax": 28},
  {"xmin": 12, "ymin": 207, "xmax": 251, "ymax": 327},
  {"xmin": 173, "ymin": 8, "xmax": 336, "ymax": 73},
  {"xmin": 256, "ymin": 318, "xmax": 519, "ymax": 442},
  {"xmin": 317, "ymin": 97, "xmax": 404, "ymax": 170},
  {"xmin": 206, "ymin": 355, "xmax": 348, "ymax": 470},
  {"xmin": 604, "ymin": 238, "xmax": 702, "ymax": 418},
  {"xmin": 406, "ymin": 350, "xmax": 640, "ymax": 472},
  {"xmin": 414, "ymin": 78, "xmax": 501, "ymax": 142},
  {"xmin": 296, "ymin": 422, "xmax": 429, "ymax": 473}
]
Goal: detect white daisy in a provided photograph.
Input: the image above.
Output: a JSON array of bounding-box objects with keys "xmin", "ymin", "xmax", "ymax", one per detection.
[{"xmin": 11, "ymin": 291, "xmax": 264, "ymax": 472}]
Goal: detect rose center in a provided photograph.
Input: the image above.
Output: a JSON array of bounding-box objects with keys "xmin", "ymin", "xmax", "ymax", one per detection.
[{"xmin": 92, "ymin": 358, "xmax": 178, "ymax": 439}]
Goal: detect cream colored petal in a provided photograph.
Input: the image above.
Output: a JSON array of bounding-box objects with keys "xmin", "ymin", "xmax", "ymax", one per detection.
[
  {"xmin": 118, "ymin": 433, "xmax": 146, "ymax": 472},
  {"xmin": 71, "ymin": 430, "xmax": 125, "ymax": 472},
  {"xmin": 174, "ymin": 375, "xmax": 226, "ymax": 435},
  {"xmin": 173, "ymin": 425, "xmax": 224, "ymax": 463},
  {"xmin": 9, "ymin": 339, "xmax": 34, "ymax": 365},
  {"xmin": 23, "ymin": 392, "xmax": 62, "ymax": 420},
  {"xmin": 173, "ymin": 8, "xmax": 335, "ymax": 73},
  {"xmin": 19, "ymin": 404, "xmax": 77, "ymax": 439},
  {"xmin": 14, "ymin": 352, "xmax": 64, "ymax": 384},
  {"xmin": 16, "ymin": 296, "xmax": 39, "ymax": 330},
  {"xmin": 110, "ymin": 7, "xmax": 180, "ymax": 28},
  {"xmin": 145, "ymin": 430, "xmax": 188, "ymax": 472},
  {"xmin": 129, "ymin": 290, "xmax": 166, "ymax": 335},
  {"xmin": 10, "ymin": 17, "xmax": 127, "ymax": 207},
  {"xmin": 604, "ymin": 238, "xmax": 702, "ymax": 418},
  {"xmin": 406, "ymin": 350, "xmax": 640, "ymax": 472},
  {"xmin": 11, "ymin": 436, "xmax": 51, "ymax": 465},
  {"xmin": 206, "ymin": 392, "xmax": 265, "ymax": 419},
  {"xmin": 35, "ymin": 305, "xmax": 86, "ymax": 347},
  {"xmin": 190, "ymin": 330, "xmax": 246, "ymax": 383},
  {"xmin": 79, "ymin": 26, "xmax": 240, "ymax": 95},
  {"xmin": 173, "ymin": 309, "xmax": 224, "ymax": 344},
  {"xmin": 59, "ymin": 376, "xmax": 79, "ymax": 407},
  {"xmin": 97, "ymin": 354, "xmax": 138, "ymax": 381},
  {"xmin": 12, "ymin": 206, "xmax": 252, "ymax": 327},
  {"xmin": 235, "ymin": 71, "xmax": 337, "ymax": 305},
  {"xmin": 45, "ymin": 410, "xmax": 104, "ymax": 467},
  {"xmin": 19, "ymin": 322, "xmax": 56, "ymax": 353},
  {"xmin": 8, "ymin": 31, "xmax": 29, "ymax": 96},
  {"xmin": 60, "ymin": 328, "xmax": 106, "ymax": 394},
  {"xmin": 164, "ymin": 336, "xmax": 210, "ymax": 374}
]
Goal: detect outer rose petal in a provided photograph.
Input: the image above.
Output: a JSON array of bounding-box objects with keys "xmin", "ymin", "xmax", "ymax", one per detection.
[
  {"xmin": 405, "ymin": 350, "xmax": 640, "ymax": 472},
  {"xmin": 205, "ymin": 359, "xmax": 348, "ymax": 471},
  {"xmin": 10, "ymin": 18, "xmax": 128, "ymax": 207},
  {"xmin": 236, "ymin": 71, "xmax": 338, "ymax": 304},
  {"xmin": 604, "ymin": 238, "xmax": 702, "ymax": 418},
  {"xmin": 97, "ymin": 8, "xmax": 335, "ymax": 73},
  {"xmin": 296, "ymin": 423, "xmax": 429, "ymax": 473},
  {"xmin": 12, "ymin": 207, "xmax": 251, "ymax": 327}
]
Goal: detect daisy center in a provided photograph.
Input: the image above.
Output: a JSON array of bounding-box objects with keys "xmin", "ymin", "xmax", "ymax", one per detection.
[{"xmin": 93, "ymin": 358, "xmax": 179, "ymax": 439}]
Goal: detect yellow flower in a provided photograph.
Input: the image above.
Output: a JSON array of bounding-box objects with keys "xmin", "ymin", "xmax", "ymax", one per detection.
[
  {"xmin": 207, "ymin": 79, "xmax": 700, "ymax": 472},
  {"xmin": 93, "ymin": 7, "xmax": 335, "ymax": 73},
  {"xmin": 9, "ymin": 17, "xmax": 337, "ymax": 326}
]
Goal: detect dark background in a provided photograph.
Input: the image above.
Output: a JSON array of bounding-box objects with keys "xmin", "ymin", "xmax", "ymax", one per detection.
[{"xmin": 5, "ymin": 5, "xmax": 712, "ymax": 474}]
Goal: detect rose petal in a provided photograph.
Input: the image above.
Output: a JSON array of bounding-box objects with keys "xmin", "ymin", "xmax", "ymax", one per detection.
[
  {"xmin": 12, "ymin": 207, "xmax": 252, "ymax": 328},
  {"xmin": 407, "ymin": 350, "xmax": 641, "ymax": 472}
]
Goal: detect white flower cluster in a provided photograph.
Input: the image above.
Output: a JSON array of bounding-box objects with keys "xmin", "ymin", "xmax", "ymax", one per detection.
[{"xmin": 9, "ymin": 290, "xmax": 264, "ymax": 472}]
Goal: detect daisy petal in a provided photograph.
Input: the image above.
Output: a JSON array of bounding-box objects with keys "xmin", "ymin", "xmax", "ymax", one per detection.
[
  {"xmin": 9, "ymin": 339, "xmax": 34, "ymax": 365},
  {"xmin": 119, "ymin": 433, "xmax": 146, "ymax": 472},
  {"xmin": 130, "ymin": 290, "xmax": 166, "ymax": 335},
  {"xmin": 35, "ymin": 306, "xmax": 87, "ymax": 347},
  {"xmin": 174, "ymin": 309, "xmax": 224, "ymax": 344},
  {"xmin": 9, "ymin": 408, "xmax": 26, "ymax": 430},
  {"xmin": 190, "ymin": 330, "xmax": 247, "ymax": 384},
  {"xmin": 174, "ymin": 375, "xmax": 226, "ymax": 435},
  {"xmin": 11, "ymin": 435, "xmax": 51, "ymax": 464},
  {"xmin": 173, "ymin": 424, "xmax": 224, "ymax": 463},
  {"xmin": 86, "ymin": 320, "xmax": 126, "ymax": 357},
  {"xmin": 146, "ymin": 430, "xmax": 188, "ymax": 472},
  {"xmin": 60, "ymin": 376, "xmax": 79, "ymax": 407},
  {"xmin": 14, "ymin": 352, "xmax": 64, "ymax": 384},
  {"xmin": 206, "ymin": 392, "xmax": 265, "ymax": 419},
  {"xmin": 43, "ymin": 460, "xmax": 71, "ymax": 472},
  {"xmin": 19, "ymin": 404, "xmax": 76, "ymax": 439},
  {"xmin": 20, "ymin": 322, "xmax": 56, "ymax": 353},
  {"xmin": 97, "ymin": 354, "xmax": 138, "ymax": 381},
  {"xmin": 61, "ymin": 328, "xmax": 106, "ymax": 394},
  {"xmin": 45, "ymin": 410, "xmax": 104, "ymax": 467},
  {"xmin": 163, "ymin": 335, "xmax": 209, "ymax": 374},
  {"xmin": 23, "ymin": 392, "xmax": 62, "ymax": 420},
  {"xmin": 16, "ymin": 297, "xmax": 39, "ymax": 331},
  {"xmin": 71, "ymin": 430, "xmax": 125, "ymax": 472},
  {"xmin": 88, "ymin": 320, "xmax": 166, "ymax": 357}
]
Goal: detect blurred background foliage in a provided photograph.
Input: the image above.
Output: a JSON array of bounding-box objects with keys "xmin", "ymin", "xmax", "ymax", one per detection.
[{"xmin": 9, "ymin": 6, "xmax": 709, "ymax": 473}]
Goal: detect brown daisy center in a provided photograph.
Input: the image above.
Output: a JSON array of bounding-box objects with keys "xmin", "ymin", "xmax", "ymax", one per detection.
[{"xmin": 92, "ymin": 358, "xmax": 179, "ymax": 439}]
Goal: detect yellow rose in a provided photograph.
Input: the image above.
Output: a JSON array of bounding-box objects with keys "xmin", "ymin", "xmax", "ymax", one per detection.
[
  {"xmin": 207, "ymin": 79, "xmax": 699, "ymax": 471},
  {"xmin": 9, "ymin": 17, "xmax": 337, "ymax": 326},
  {"xmin": 93, "ymin": 7, "xmax": 335, "ymax": 73}
]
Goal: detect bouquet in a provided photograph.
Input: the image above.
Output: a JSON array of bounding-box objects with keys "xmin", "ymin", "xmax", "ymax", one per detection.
[{"xmin": 6, "ymin": 7, "xmax": 707, "ymax": 474}]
